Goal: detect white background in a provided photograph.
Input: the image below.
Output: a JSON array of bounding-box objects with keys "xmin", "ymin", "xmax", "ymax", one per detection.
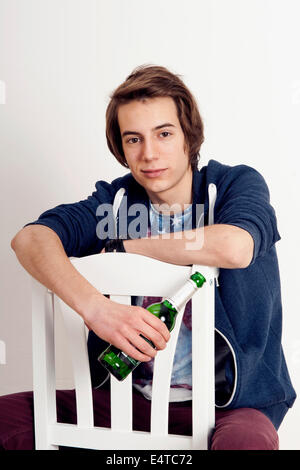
[{"xmin": 0, "ymin": 0, "xmax": 299, "ymax": 450}]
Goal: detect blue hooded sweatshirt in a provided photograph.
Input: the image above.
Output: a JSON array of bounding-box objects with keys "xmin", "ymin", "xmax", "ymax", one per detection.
[{"xmin": 24, "ymin": 159, "xmax": 296, "ymax": 430}]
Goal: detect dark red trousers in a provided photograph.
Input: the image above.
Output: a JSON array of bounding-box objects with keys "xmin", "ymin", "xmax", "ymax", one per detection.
[{"xmin": 0, "ymin": 387, "xmax": 279, "ymax": 450}]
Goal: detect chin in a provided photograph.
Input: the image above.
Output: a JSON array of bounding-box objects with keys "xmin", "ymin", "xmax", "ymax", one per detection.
[{"xmin": 146, "ymin": 182, "xmax": 172, "ymax": 196}]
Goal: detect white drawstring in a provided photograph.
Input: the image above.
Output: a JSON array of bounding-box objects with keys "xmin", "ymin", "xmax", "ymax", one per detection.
[{"xmin": 112, "ymin": 187, "xmax": 126, "ymax": 238}]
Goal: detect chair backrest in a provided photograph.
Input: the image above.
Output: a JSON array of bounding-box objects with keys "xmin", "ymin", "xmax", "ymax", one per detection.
[{"xmin": 32, "ymin": 253, "xmax": 217, "ymax": 450}]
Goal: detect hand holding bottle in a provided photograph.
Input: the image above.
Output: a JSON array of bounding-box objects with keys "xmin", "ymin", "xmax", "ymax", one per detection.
[
  {"xmin": 98, "ymin": 272, "xmax": 206, "ymax": 381},
  {"xmin": 82, "ymin": 292, "xmax": 171, "ymax": 363}
]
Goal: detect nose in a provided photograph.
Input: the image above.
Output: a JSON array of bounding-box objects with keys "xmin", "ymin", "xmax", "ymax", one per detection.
[{"xmin": 141, "ymin": 137, "xmax": 159, "ymax": 161}]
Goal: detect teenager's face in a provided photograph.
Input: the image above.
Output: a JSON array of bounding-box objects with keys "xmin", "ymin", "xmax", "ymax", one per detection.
[{"xmin": 118, "ymin": 97, "xmax": 193, "ymax": 209}]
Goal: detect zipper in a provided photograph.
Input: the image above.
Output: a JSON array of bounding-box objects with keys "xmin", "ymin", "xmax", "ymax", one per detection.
[
  {"xmin": 215, "ymin": 328, "xmax": 238, "ymax": 408},
  {"xmin": 93, "ymin": 372, "xmax": 110, "ymax": 390},
  {"xmin": 208, "ymin": 183, "xmax": 220, "ymax": 287}
]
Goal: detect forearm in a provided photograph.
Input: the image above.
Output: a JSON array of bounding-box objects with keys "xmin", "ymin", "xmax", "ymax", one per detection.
[
  {"xmin": 124, "ymin": 224, "xmax": 254, "ymax": 269},
  {"xmin": 11, "ymin": 225, "xmax": 106, "ymax": 318},
  {"xmin": 11, "ymin": 225, "xmax": 170, "ymax": 362}
]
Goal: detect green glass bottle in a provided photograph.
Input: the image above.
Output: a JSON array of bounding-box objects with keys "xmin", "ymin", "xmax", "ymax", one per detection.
[{"xmin": 97, "ymin": 271, "xmax": 206, "ymax": 381}]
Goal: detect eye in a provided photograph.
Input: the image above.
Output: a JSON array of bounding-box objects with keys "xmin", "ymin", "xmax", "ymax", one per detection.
[
  {"xmin": 160, "ymin": 131, "xmax": 171, "ymax": 138},
  {"xmin": 126, "ymin": 137, "xmax": 140, "ymax": 144}
]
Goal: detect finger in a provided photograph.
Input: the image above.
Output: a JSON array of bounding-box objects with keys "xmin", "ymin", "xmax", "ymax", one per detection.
[
  {"xmin": 138, "ymin": 323, "xmax": 168, "ymax": 351},
  {"xmin": 125, "ymin": 330, "xmax": 158, "ymax": 358},
  {"xmin": 142, "ymin": 309, "xmax": 171, "ymax": 342},
  {"xmin": 115, "ymin": 335, "xmax": 153, "ymax": 363}
]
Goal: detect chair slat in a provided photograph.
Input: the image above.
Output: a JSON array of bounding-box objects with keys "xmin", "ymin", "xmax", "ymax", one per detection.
[
  {"xmin": 32, "ymin": 279, "xmax": 58, "ymax": 449},
  {"xmin": 55, "ymin": 296, "xmax": 94, "ymax": 428},
  {"xmin": 191, "ymin": 266, "xmax": 215, "ymax": 448},
  {"xmin": 151, "ymin": 303, "xmax": 186, "ymax": 436},
  {"xmin": 109, "ymin": 294, "xmax": 133, "ymax": 432}
]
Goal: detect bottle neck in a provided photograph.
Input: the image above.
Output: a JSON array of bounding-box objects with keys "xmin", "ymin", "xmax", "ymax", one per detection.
[{"xmin": 165, "ymin": 279, "xmax": 198, "ymax": 312}]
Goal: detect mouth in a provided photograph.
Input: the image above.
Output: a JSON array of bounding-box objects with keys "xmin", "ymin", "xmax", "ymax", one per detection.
[{"xmin": 141, "ymin": 168, "xmax": 167, "ymax": 178}]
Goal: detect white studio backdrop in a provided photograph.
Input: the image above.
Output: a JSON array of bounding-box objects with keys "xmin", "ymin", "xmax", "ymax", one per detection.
[{"xmin": 0, "ymin": 0, "xmax": 299, "ymax": 450}]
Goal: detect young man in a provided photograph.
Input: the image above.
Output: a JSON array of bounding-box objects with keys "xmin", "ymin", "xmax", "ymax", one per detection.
[{"xmin": 3, "ymin": 65, "xmax": 296, "ymax": 450}]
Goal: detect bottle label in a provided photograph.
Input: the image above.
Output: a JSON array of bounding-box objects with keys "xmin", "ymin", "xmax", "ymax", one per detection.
[{"xmin": 119, "ymin": 352, "xmax": 139, "ymax": 367}]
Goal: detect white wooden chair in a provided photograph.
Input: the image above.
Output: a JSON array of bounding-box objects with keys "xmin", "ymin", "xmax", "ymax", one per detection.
[{"xmin": 31, "ymin": 253, "xmax": 218, "ymax": 450}]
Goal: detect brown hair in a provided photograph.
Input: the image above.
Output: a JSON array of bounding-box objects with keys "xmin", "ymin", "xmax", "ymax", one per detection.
[{"xmin": 105, "ymin": 64, "xmax": 205, "ymax": 171}]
